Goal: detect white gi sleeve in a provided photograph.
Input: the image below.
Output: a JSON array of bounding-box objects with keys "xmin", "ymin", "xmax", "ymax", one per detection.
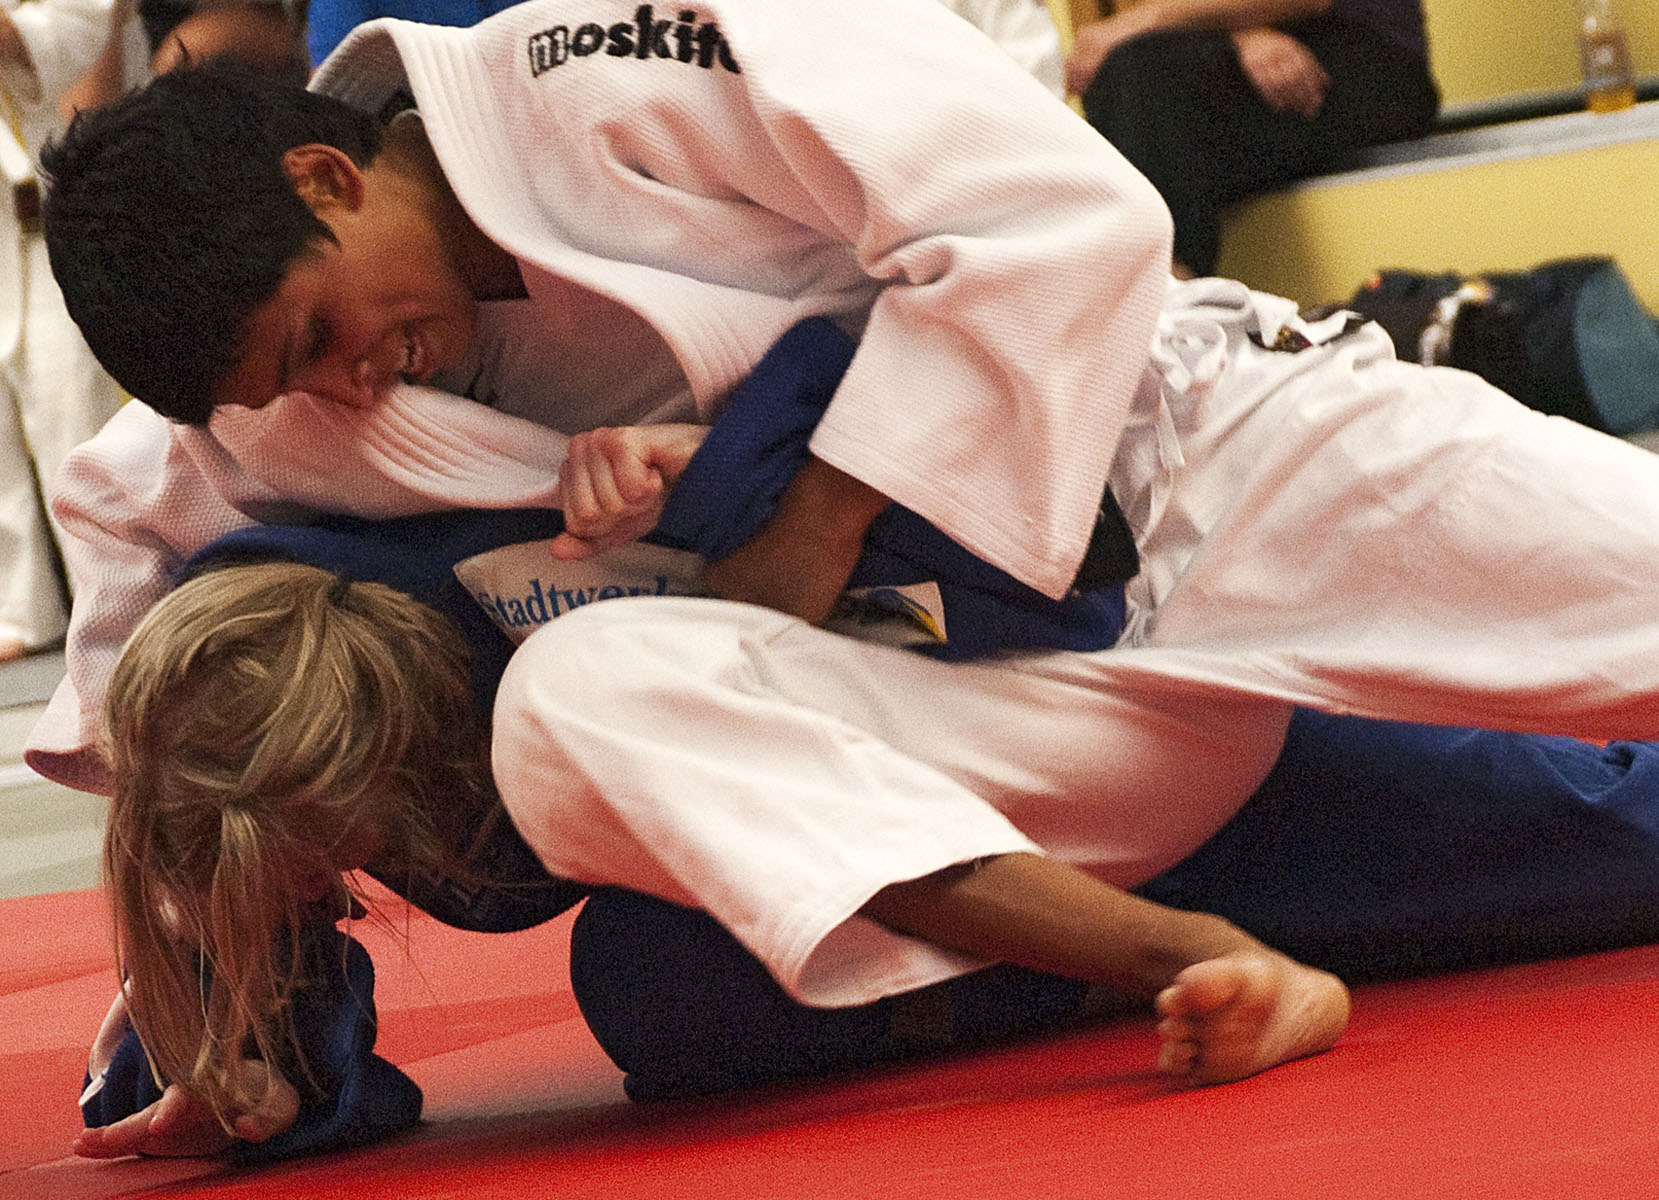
[
  {"xmin": 29, "ymin": 404, "xmax": 255, "ymax": 795},
  {"xmin": 737, "ymin": 0, "xmax": 1172, "ymax": 600},
  {"xmin": 27, "ymin": 387, "xmax": 572, "ymax": 792}
]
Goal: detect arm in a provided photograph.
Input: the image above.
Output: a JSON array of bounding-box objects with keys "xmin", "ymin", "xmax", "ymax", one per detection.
[
  {"xmin": 76, "ymin": 992, "xmax": 301, "ymax": 1157},
  {"xmin": 863, "ymin": 851, "xmax": 1350, "ymax": 1083},
  {"xmin": 78, "ymin": 1060, "xmax": 300, "ymax": 1159},
  {"xmin": 704, "ymin": 457, "xmax": 890, "ymax": 623},
  {"xmin": 731, "ymin": 0, "xmax": 1169, "ymax": 609},
  {"xmin": 26, "ymin": 388, "xmax": 570, "ymax": 792},
  {"xmin": 26, "ymin": 405, "xmax": 255, "ymax": 795},
  {"xmin": 1065, "ymin": 0, "xmax": 1331, "ymax": 94},
  {"xmin": 76, "ymin": 929, "xmax": 421, "ymax": 1162},
  {"xmin": 710, "ymin": 0, "xmax": 1169, "ymax": 613}
]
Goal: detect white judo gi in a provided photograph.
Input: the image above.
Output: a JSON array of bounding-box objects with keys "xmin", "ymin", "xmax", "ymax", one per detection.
[{"xmin": 28, "ymin": 0, "xmax": 1659, "ymax": 1002}]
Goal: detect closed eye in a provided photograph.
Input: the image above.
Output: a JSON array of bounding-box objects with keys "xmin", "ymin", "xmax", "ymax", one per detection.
[
  {"xmin": 278, "ymin": 315, "xmax": 331, "ymax": 396},
  {"xmin": 300, "ymin": 316, "xmax": 332, "ymax": 369}
]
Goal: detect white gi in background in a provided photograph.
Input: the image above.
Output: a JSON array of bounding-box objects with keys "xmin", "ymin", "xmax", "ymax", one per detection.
[
  {"xmin": 0, "ymin": 0, "xmax": 143, "ymax": 656},
  {"xmin": 27, "ymin": 0, "xmax": 1659, "ymax": 1001},
  {"xmin": 936, "ymin": 0, "xmax": 1066, "ymax": 98}
]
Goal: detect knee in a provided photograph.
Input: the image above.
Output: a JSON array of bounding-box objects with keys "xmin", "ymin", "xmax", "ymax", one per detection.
[
  {"xmin": 1083, "ymin": 28, "xmax": 1220, "ymax": 113},
  {"xmin": 497, "ymin": 596, "xmax": 793, "ymax": 724},
  {"xmin": 493, "ymin": 599, "xmax": 680, "ymax": 716}
]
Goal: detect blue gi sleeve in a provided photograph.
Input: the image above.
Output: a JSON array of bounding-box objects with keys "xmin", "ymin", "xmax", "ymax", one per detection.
[
  {"xmin": 654, "ymin": 319, "xmax": 1128, "ymax": 658},
  {"xmin": 81, "ymin": 926, "xmax": 422, "ymax": 1164}
]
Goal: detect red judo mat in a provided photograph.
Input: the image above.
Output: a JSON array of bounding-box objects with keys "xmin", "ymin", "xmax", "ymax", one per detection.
[{"xmin": 7, "ymin": 883, "xmax": 1659, "ymax": 1200}]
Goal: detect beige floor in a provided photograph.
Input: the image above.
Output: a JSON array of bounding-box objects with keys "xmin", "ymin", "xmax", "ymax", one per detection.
[{"xmin": 0, "ymin": 652, "xmax": 107, "ymax": 900}]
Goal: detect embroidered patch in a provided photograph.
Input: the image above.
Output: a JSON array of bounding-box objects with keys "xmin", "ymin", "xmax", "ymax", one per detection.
[{"xmin": 528, "ymin": 5, "xmax": 741, "ymax": 76}]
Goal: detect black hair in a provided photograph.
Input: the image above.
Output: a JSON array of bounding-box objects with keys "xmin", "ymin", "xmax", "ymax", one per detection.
[{"xmin": 40, "ymin": 60, "xmax": 383, "ymax": 424}]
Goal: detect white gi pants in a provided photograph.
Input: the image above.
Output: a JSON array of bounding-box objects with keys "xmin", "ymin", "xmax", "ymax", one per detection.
[
  {"xmin": 0, "ymin": 233, "xmax": 123, "ymax": 651},
  {"xmin": 494, "ymin": 279, "xmax": 1659, "ymax": 1008}
]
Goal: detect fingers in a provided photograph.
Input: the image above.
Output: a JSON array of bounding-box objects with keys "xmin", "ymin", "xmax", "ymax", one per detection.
[
  {"xmin": 143, "ymin": 1084, "xmax": 196, "ymax": 1137},
  {"xmin": 232, "ymin": 1072, "xmax": 300, "ymax": 1144},
  {"xmin": 551, "ymin": 424, "xmax": 717, "ymax": 553},
  {"xmin": 75, "ymin": 1084, "xmax": 235, "ymax": 1159},
  {"xmin": 586, "ymin": 428, "xmax": 667, "ymax": 506},
  {"xmin": 73, "ymin": 1064, "xmax": 300, "ymax": 1160},
  {"xmin": 556, "ymin": 428, "xmax": 667, "ymax": 543},
  {"xmin": 74, "ymin": 1107, "xmax": 157, "ymax": 1159},
  {"xmin": 73, "ymin": 1087, "xmax": 200, "ymax": 1159},
  {"xmin": 545, "ymin": 530, "xmax": 591, "ymax": 561},
  {"xmin": 546, "ymin": 505, "xmax": 663, "ymax": 560},
  {"xmin": 1234, "ymin": 29, "xmax": 1329, "ymax": 118},
  {"xmin": 640, "ymin": 424, "xmax": 710, "ymax": 488}
]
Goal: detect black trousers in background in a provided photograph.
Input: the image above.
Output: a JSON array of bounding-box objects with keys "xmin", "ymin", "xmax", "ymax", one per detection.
[{"xmin": 1081, "ymin": 18, "xmax": 1439, "ymax": 275}]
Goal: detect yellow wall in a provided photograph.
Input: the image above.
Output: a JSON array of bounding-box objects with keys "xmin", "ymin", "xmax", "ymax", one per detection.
[
  {"xmin": 1214, "ymin": 131, "xmax": 1659, "ymax": 311},
  {"xmin": 1061, "ymin": 0, "xmax": 1659, "ymax": 109},
  {"xmin": 1425, "ymin": 0, "xmax": 1659, "ymax": 108}
]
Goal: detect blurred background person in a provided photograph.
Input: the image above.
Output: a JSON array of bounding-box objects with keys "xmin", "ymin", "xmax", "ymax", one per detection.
[
  {"xmin": 304, "ymin": 0, "xmax": 506, "ymax": 66},
  {"xmin": 939, "ymin": 0, "xmax": 1067, "ymax": 99},
  {"xmin": 61, "ymin": 0, "xmax": 305, "ymax": 116},
  {"xmin": 0, "ymin": 0, "xmax": 146, "ymax": 663},
  {"xmin": 1065, "ymin": 0, "xmax": 1438, "ymax": 277}
]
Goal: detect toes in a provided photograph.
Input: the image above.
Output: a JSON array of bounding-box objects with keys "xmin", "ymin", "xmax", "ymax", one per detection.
[
  {"xmin": 1151, "ymin": 953, "xmax": 1350, "ymax": 1085},
  {"xmin": 1157, "ymin": 1029, "xmax": 1199, "ymax": 1076},
  {"xmin": 1158, "ymin": 959, "xmax": 1253, "ymax": 1019}
]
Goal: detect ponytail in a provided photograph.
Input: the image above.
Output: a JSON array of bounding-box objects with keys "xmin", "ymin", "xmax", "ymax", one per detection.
[{"xmin": 102, "ymin": 560, "xmax": 489, "ymax": 1126}]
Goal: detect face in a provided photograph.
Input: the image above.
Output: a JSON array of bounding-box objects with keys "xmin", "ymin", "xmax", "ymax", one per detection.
[{"xmin": 212, "ymin": 174, "xmax": 481, "ymax": 412}]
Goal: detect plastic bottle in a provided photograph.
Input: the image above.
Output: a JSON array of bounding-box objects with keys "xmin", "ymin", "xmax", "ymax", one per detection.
[{"xmin": 1580, "ymin": 0, "xmax": 1636, "ymax": 113}]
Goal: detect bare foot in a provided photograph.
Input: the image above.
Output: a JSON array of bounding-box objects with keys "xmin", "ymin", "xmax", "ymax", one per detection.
[
  {"xmin": 0, "ymin": 638, "xmax": 25, "ymax": 664},
  {"xmin": 1154, "ymin": 950, "xmax": 1349, "ymax": 1085}
]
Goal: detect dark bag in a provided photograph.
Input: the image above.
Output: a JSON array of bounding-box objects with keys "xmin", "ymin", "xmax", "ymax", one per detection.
[{"xmin": 1346, "ymin": 256, "xmax": 1659, "ymax": 435}]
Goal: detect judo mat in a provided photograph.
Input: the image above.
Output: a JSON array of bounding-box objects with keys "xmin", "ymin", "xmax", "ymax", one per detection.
[{"xmin": 7, "ymin": 883, "xmax": 1659, "ymax": 1200}]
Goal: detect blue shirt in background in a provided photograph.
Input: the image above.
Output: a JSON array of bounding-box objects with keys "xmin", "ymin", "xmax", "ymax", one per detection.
[{"xmin": 308, "ymin": 0, "xmax": 524, "ymax": 65}]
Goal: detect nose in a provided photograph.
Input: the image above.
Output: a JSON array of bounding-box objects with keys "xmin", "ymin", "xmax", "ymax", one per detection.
[
  {"xmin": 286, "ymin": 328, "xmax": 405, "ymax": 409},
  {"xmin": 287, "ymin": 358, "xmax": 392, "ymax": 409}
]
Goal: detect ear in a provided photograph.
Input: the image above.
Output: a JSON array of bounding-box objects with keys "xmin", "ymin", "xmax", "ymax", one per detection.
[{"xmin": 281, "ymin": 144, "xmax": 367, "ymax": 215}]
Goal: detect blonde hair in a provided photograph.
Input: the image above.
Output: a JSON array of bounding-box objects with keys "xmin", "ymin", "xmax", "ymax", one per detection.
[{"xmin": 102, "ymin": 559, "xmax": 491, "ymax": 1126}]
